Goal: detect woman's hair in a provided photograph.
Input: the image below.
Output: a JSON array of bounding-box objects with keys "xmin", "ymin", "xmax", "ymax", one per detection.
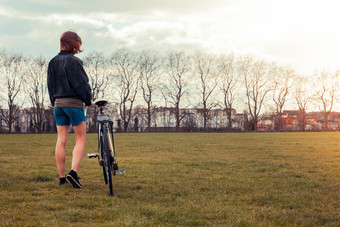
[{"xmin": 60, "ymin": 31, "xmax": 83, "ymax": 55}]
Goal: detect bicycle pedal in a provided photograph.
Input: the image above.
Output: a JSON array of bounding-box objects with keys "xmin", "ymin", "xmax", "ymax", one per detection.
[
  {"xmin": 116, "ymin": 169, "xmax": 126, "ymax": 174},
  {"xmin": 87, "ymin": 153, "xmax": 99, "ymax": 158}
]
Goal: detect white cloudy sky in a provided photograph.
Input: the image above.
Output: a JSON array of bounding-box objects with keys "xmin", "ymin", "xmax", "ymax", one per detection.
[{"xmin": 1, "ymin": 0, "xmax": 340, "ymax": 75}]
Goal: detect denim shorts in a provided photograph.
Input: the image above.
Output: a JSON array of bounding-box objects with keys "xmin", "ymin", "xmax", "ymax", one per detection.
[{"xmin": 54, "ymin": 107, "xmax": 86, "ymax": 126}]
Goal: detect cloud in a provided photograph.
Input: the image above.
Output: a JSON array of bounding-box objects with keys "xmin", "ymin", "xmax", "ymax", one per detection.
[
  {"xmin": 0, "ymin": 9, "xmax": 209, "ymax": 57},
  {"xmin": 1, "ymin": 0, "xmax": 340, "ymax": 75},
  {"xmin": 1, "ymin": 0, "xmax": 229, "ymax": 15}
]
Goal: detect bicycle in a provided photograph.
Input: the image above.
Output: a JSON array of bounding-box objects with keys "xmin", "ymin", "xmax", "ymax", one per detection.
[{"xmin": 87, "ymin": 99, "xmax": 125, "ymax": 196}]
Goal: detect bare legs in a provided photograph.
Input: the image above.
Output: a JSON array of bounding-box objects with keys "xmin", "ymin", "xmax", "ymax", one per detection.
[
  {"xmin": 56, "ymin": 126, "xmax": 68, "ymax": 178},
  {"xmin": 71, "ymin": 122, "xmax": 86, "ymax": 172},
  {"xmin": 55, "ymin": 121, "xmax": 86, "ymax": 177}
]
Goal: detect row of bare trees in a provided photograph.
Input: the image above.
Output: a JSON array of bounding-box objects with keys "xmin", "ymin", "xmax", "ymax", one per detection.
[
  {"xmin": 0, "ymin": 49, "xmax": 50, "ymax": 133},
  {"xmin": 0, "ymin": 48, "xmax": 339, "ymax": 133}
]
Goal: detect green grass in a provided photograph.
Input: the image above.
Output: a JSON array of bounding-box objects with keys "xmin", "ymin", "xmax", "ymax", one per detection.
[{"xmin": 0, "ymin": 132, "xmax": 339, "ymax": 226}]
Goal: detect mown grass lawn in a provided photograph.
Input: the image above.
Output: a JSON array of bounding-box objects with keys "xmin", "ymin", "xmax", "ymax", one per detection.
[{"xmin": 0, "ymin": 132, "xmax": 339, "ymax": 226}]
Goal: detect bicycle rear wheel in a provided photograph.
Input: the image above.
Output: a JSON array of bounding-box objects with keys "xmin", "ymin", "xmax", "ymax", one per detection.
[
  {"xmin": 102, "ymin": 126, "xmax": 113, "ymax": 196},
  {"xmin": 99, "ymin": 127, "xmax": 108, "ymax": 185}
]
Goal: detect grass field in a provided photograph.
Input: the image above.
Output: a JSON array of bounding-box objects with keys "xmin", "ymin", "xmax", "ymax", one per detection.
[{"xmin": 0, "ymin": 132, "xmax": 339, "ymax": 226}]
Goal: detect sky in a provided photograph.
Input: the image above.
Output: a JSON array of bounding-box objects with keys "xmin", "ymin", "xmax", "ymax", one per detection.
[{"xmin": 1, "ymin": 0, "xmax": 340, "ymax": 75}]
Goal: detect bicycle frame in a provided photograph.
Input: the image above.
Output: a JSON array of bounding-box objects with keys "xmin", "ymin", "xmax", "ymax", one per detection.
[
  {"xmin": 87, "ymin": 101, "xmax": 125, "ymax": 196},
  {"xmin": 97, "ymin": 119, "xmax": 116, "ymax": 170}
]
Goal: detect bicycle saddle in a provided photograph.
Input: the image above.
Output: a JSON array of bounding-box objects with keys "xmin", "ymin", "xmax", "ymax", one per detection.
[{"xmin": 94, "ymin": 99, "xmax": 109, "ymax": 107}]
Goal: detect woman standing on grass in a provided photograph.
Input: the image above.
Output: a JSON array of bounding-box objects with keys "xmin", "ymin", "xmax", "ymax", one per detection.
[{"xmin": 47, "ymin": 31, "xmax": 92, "ymax": 189}]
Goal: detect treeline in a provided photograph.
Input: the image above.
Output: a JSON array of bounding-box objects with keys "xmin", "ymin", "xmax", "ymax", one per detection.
[{"xmin": 0, "ymin": 48, "xmax": 339, "ymax": 133}]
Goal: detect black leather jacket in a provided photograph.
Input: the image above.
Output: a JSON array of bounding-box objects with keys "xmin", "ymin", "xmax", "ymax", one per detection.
[{"xmin": 47, "ymin": 50, "xmax": 92, "ymax": 107}]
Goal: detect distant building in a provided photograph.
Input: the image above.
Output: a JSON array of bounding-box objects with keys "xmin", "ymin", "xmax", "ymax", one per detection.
[
  {"xmin": 257, "ymin": 115, "xmax": 275, "ymax": 132},
  {"xmin": 8, "ymin": 105, "xmax": 340, "ymax": 133}
]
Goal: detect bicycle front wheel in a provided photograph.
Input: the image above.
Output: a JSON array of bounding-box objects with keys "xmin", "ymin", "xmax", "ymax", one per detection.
[{"xmin": 102, "ymin": 127, "xmax": 113, "ymax": 196}]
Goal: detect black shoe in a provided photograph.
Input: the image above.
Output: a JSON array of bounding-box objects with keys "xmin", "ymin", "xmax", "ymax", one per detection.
[
  {"xmin": 59, "ymin": 177, "xmax": 68, "ymax": 185},
  {"xmin": 67, "ymin": 170, "xmax": 84, "ymax": 189}
]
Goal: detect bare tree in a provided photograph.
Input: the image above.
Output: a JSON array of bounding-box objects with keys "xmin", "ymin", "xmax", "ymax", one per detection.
[
  {"xmin": 194, "ymin": 52, "xmax": 219, "ymax": 130},
  {"xmin": 313, "ymin": 70, "xmax": 339, "ymax": 129},
  {"xmin": 0, "ymin": 52, "xmax": 25, "ymax": 133},
  {"xmin": 83, "ymin": 51, "xmax": 112, "ymax": 132},
  {"xmin": 0, "ymin": 49, "xmax": 7, "ymax": 133},
  {"xmin": 25, "ymin": 56, "xmax": 48, "ymax": 133},
  {"xmin": 239, "ymin": 56, "xmax": 273, "ymax": 131},
  {"xmin": 294, "ymin": 76, "xmax": 311, "ymax": 131},
  {"xmin": 272, "ymin": 66, "xmax": 294, "ymax": 131},
  {"xmin": 83, "ymin": 51, "xmax": 111, "ymax": 102},
  {"xmin": 0, "ymin": 49, "xmax": 5, "ymax": 105},
  {"xmin": 218, "ymin": 53, "xmax": 238, "ymax": 131},
  {"xmin": 162, "ymin": 51, "xmax": 191, "ymax": 132},
  {"xmin": 111, "ymin": 48, "xmax": 140, "ymax": 132},
  {"xmin": 139, "ymin": 50, "xmax": 162, "ymax": 132}
]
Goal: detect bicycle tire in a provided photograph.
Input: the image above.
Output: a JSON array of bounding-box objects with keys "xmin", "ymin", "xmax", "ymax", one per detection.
[
  {"xmin": 101, "ymin": 138, "xmax": 108, "ymax": 185},
  {"xmin": 99, "ymin": 125, "xmax": 108, "ymax": 185},
  {"xmin": 102, "ymin": 126, "xmax": 114, "ymax": 196}
]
